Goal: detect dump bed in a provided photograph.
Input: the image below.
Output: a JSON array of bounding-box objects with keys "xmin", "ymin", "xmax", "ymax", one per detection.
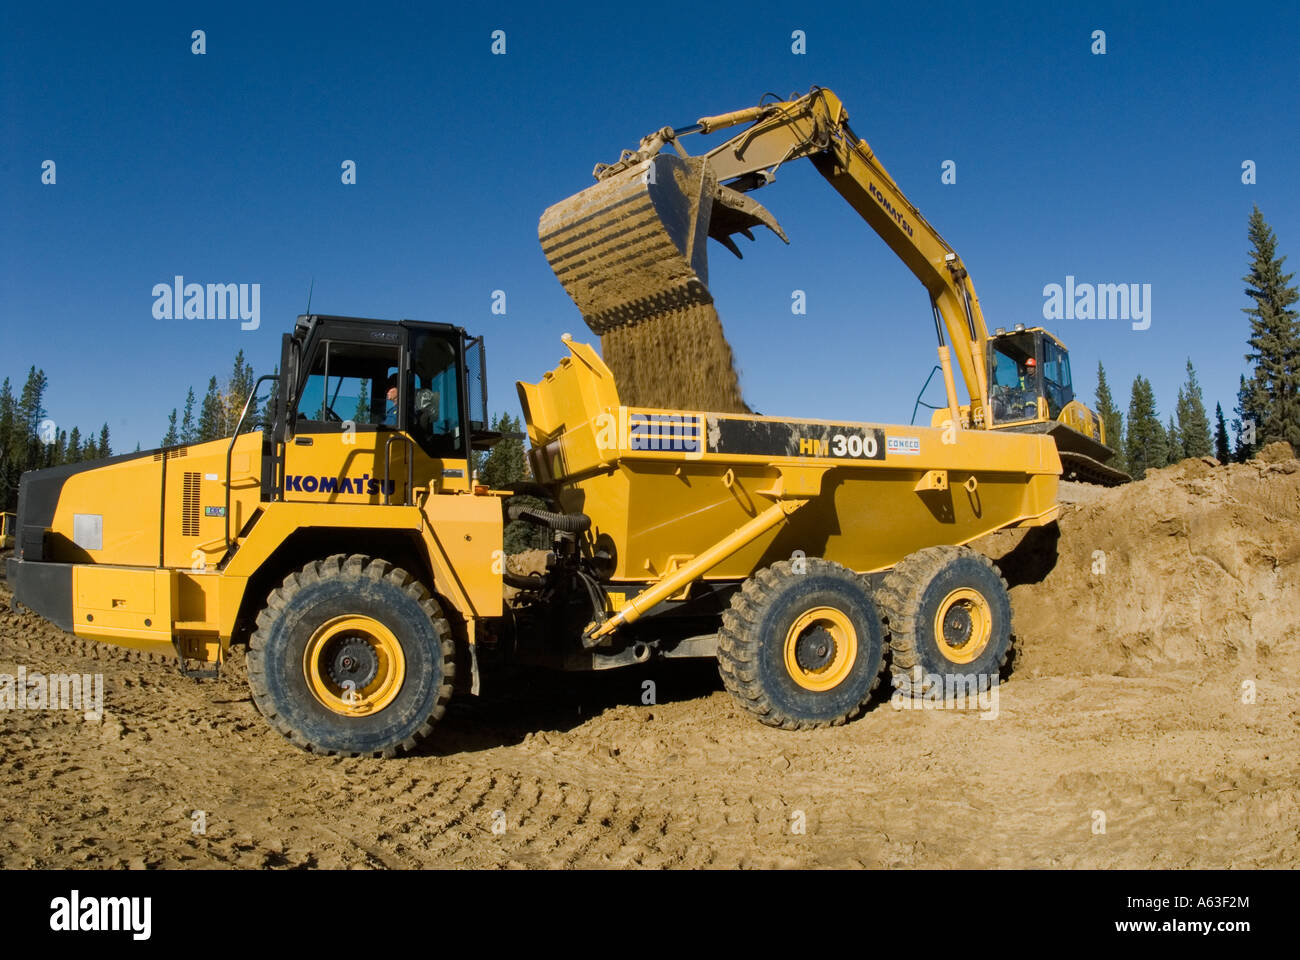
[{"xmin": 518, "ymin": 337, "xmax": 1060, "ymax": 584}]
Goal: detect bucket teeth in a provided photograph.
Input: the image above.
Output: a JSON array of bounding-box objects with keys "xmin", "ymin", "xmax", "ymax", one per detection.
[{"xmin": 707, "ymin": 183, "xmax": 789, "ymax": 256}]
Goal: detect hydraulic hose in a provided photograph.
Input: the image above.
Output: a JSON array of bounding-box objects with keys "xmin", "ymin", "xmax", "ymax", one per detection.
[{"xmin": 508, "ymin": 505, "xmax": 591, "ymax": 533}]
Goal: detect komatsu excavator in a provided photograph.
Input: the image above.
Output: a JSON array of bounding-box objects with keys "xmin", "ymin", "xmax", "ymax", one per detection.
[{"xmin": 540, "ymin": 86, "xmax": 1128, "ymax": 486}]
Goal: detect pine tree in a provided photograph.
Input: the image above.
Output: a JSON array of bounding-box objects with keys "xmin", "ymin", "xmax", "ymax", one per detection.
[
  {"xmin": 258, "ymin": 367, "xmax": 279, "ymax": 431},
  {"xmin": 1125, "ymin": 375, "xmax": 1166, "ymax": 480},
  {"xmin": 180, "ymin": 388, "xmax": 197, "ymax": 443},
  {"xmin": 0, "ymin": 378, "xmax": 13, "ymax": 458},
  {"xmin": 67, "ymin": 426, "xmax": 82, "ymax": 464},
  {"xmin": 198, "ymin": 377, "xmax": 224, "ymax": 442},
  {"xmin": 1213, "ymin": 403, "xmax": 1231, "ymax": 463},
  {"xmin": 1242, "ymin": 206, "xmax": 1300, "ymax": 448},
  {"xmin": 476, "ymin": 412, "xmax": 546, "ymax": 553},
  {"xmin": 54, "ymin": 429, "xmax": 67, "ymax": 465},
  {"xmin": 224, "ymin": 350, "xmax": 255, "ymax": 435},
  {"xmin": 98, "ymin": 423, "xmax": 111, "ymax": 459},
  {"xmin": 1175, "ymin": 359, "xmax": 1212, "ymax": 458},
  {"xmin": 1165, "ymin": 413, "xmax": 1182, "ymax": 465},
  {"xmin": 1232, "ymin": 374, "xmax": 1257, "ymax": 461},
  {"xmin": 0, "ymin": 378, "xmax": 17, "ymax": 509},
  {"xmin": 353, "ymin": 379, "xmax": 371, "ymax": 425},
  {"xmin": 1094, "ymin": 361, "xmax": 1126, "ymax": 472},
  {"xmin": 163, "ymin": 409, "xmax": 179, "ymax": 447},
  {"xmin": 478, "ymin": 413, "xmax": 526, "ymax": 489},
  {"xmin": 15, "ymin": 366, "xmax": 48, "ymax": 473},
  {"xmin": 16, "ymin": 366, "xmax": 47, "ymax": 439}
]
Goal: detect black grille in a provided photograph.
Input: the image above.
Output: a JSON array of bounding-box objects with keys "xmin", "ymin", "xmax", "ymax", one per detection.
[{"xmin": 182, "ymin": 472, "xmax": 201, "ymax": 537}]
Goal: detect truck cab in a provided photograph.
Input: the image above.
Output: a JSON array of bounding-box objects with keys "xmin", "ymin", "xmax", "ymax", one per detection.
[
  {"xmin": 6, "ymin": 315, "xmax": 504, "ymax": 679},
  {"xmin": 275, "ymin": 314, "xmax": 491, "ymax": 506}
]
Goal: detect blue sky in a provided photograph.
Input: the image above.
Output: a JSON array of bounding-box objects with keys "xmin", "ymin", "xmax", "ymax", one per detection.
[{"xmin": 2, "ymin": 1, "xmax": 1297, "ymax": 451}]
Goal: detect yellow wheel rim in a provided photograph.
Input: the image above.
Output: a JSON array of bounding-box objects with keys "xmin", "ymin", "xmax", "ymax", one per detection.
[
  {"xmin": 303, "ymin": 615, "xmax": 406, "ymax": 717},
  {"xmin": 933, "ymin": 588, "xmax": 992, "ymax": 665},
  {"xmin": 783, "ymin": 606, "xmax": 857, "ymax": 692}
]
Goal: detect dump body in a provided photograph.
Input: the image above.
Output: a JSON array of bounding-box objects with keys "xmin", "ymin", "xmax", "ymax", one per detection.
[{"xmin": 519, "ymin": 337, "xmax": 1060, "ymax": 587}]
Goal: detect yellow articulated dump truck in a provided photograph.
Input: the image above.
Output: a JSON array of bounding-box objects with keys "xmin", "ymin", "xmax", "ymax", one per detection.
[{"xmin": 8, "ymin": 314, "xmax": 1059, "ymax": 757}]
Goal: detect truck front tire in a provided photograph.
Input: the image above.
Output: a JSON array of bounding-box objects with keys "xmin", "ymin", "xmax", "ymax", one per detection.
[{"xmin": 247, "ymin": 553, "xmax": 455, "ymax": 758}]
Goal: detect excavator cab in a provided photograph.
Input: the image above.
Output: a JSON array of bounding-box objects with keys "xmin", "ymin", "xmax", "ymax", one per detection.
[
  {"xmin": 987, "ymin": 326, "xmax": 1077, "ymax": 426},
  {"xmin": 986, "ymin": 325, "xmax": 1129, "ymax": 485}
]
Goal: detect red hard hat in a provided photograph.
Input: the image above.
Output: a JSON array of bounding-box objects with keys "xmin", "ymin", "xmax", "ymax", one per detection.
[{"xmin": 1025, "ymin": 357, "xmax": 1036, "ymax": 367}]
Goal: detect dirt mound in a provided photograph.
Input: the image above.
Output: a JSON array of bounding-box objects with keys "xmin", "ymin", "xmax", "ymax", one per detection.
[
  {"xmin": 600, "ymin": 304, "xmax": 749, "ymax": 413},
  {"xmin": 985, "ymin": 448, "xmax": 1300, "ymax": 677}
]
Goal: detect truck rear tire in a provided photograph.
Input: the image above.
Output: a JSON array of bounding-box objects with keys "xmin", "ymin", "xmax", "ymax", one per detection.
[
  {"xmin": 876, "ymin": 545, "xmax": 1012, "ymax": 696},
  {"xmin": 717, "ymin": 558, "xmax": 886, "ymax": 729},
  {"xmin": 247, "ymin": 553, "xmax": 455, "ymax": 758}
]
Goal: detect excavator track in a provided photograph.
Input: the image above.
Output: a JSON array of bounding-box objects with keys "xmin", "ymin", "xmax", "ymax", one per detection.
[{"xmin": 1058, "ymin": 451, "xmax": 1131, "ymax": 487}]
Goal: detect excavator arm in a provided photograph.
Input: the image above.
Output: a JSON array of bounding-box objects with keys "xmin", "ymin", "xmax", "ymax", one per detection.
[{"xmin": 691, "ymin": 89, "xmax": 992, "ymax": 427}]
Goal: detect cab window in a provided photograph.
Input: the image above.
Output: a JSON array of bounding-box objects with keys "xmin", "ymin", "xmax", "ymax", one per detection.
[
  {"xmin": 409, "ymin": 332, "xmax": 465, "ymax": 458},
  {"xmin": 1041, "ymin": 340, "xmax": 1074, "ymax": 419},
  {"xmin": 988, "ymin": 333, "xmax": 1039, "ymax": 424},
  {"xmin": 298, "ymin": 340, "xmax": 400, "ymax": 428}
]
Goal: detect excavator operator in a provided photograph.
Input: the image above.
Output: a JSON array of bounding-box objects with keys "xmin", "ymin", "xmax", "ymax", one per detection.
[{"xmin": 992, "ymin": 356, "xmax": 1038, "ymax": 423}]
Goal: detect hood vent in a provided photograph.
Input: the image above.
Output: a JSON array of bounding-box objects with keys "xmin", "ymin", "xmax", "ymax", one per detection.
[{"xmin": 182, "ymin": 472, "xmax": 201, "ymax": 536}]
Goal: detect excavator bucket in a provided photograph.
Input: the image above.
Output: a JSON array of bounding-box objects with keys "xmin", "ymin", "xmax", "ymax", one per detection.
[
  {"xmin": 539, "ymin": 153, "xmax": 788, "ymax": 335},
  {"xmin": 539, "ymin": 154, "xmax": 717, "ymax": 335}
]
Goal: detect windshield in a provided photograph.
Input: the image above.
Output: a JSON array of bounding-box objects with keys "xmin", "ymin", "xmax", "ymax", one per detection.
[
  {"xmin": 988, "ymin": 333, "xmax": 1040, "ymax": 424},
  {"xmin": 299, "ymin": 340, "xmax": 400, "ymax": 426}
]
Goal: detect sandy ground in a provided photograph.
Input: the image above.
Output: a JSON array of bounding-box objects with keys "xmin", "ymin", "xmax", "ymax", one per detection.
[{"xmin": 2, "ymin": 449, "xmax": 1298, "ymax": 869}]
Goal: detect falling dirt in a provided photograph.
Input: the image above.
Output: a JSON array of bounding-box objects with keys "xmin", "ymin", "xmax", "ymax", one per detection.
[
  {"xmin": 3, "ymin": 445, "xmax": 1299, "ymax": 869},
  {"xmin": 599, "ymin": 304, "xmax": 750, "ymax": 413}
]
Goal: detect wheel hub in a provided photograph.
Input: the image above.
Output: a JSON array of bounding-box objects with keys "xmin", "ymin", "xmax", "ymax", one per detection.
[
  {"xmin": 325, "ymin": 636, "xmax": 379, "ymax": 691},
  {"xmin": 933, "ymin": 588, "xmax": 994, "ymax": 665},
  {"xmin": 795, "ymin": 626, "xmax": 837, "ymax": 673},
  {"xmin": 942, "ymin": 606, "xmax": 973, "ymax": 648}
]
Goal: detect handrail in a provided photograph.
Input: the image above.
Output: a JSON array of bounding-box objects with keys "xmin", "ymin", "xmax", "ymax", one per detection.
[
  {"xmin": 224, "ymin": 374, "xmax": 280, "ymax": 552},
  {"xmin": 910, "ymin": 365, "xmax": 944, "ymax": 425},
  {"xmin": 383, "ymin": 433, "xmax": 415, "ymax": 506}
]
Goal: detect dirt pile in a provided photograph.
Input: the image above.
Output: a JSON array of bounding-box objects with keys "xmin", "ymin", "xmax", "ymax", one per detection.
[
  {"xmin": 985, "ymin": 442, "xmax": 1300, "ymax": 677},
  {"xmin": 599, "ymin": 304, "xmax": 750, "ymax": 413}
]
